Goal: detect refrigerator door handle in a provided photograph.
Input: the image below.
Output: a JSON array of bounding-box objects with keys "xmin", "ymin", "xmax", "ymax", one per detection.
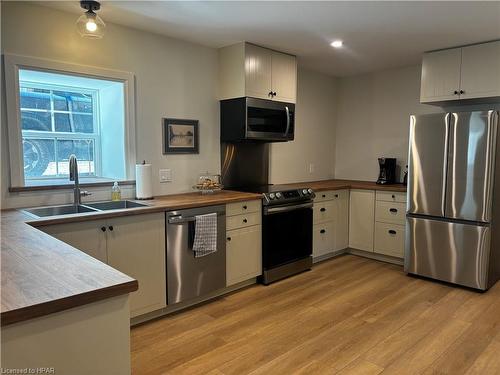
[{"xmin": 441, "ymin": 113, "xmax": 452, "ymax": 217}]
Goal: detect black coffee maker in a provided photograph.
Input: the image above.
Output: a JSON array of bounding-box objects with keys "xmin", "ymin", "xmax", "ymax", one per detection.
[{"xmin": 377, "ymin": 158, "xmax": 397, "ymax": 185}]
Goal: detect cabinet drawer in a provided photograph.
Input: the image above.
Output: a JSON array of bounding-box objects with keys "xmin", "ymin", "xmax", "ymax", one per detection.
[
  {"xmin": 314, "ymin": 189, "xmax": 347, "ymax": 203},
  {"xmin": 376, "ymin": 191, "xmax": 407, "ymax": 203},
  {"xmin": 376, "ymin": 201, "xmax": 406, "ymax": 224},
  {"xmin": 226, "ymin": 200, "xmax": 261, "ymax": 216},
  {"xmin": 226, "ymin": 212, "xmax": 261, "ymax": 231},
  {"xmin": 313, "ymin": 201, "xmax": 335, "ymax": 224},
  {"xmin": 226, "ymin": 225, "xmax": 262, "ymax": 286},
  {"xmin": 313, "ymin": 221, "xmax": 335, "ymax": 258},
  {"xmin": 374, "ymin": 222, "xmax": 405, "ymax": 258}
]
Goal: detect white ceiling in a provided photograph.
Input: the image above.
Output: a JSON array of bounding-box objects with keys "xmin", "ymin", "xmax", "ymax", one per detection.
[{"xmin": 46, "ymin": 1, "xmax": 500, "ymax": 77}]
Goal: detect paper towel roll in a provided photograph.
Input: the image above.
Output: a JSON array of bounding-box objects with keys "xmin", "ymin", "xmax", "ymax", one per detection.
[{"xmin": 136, "ymin": 163, "xmax": 153, "ymax": 199}]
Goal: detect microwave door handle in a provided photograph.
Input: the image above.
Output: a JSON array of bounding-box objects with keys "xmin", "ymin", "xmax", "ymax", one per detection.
[{"xmin": 284, "ymin": 106, "xmax": 290, "ymax": 137}]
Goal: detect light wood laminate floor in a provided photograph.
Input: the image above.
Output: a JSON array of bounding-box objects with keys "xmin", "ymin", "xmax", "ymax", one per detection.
[{"xmin": 131, "ymin": 255, "xmax": 500, "ymax": 375}]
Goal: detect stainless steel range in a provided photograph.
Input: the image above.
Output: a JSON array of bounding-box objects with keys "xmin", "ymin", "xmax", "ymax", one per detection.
[
  {"xmin": 239, "ymin": 185, "xmax": 314, "ymax": 284},
  {"xmin": 221, "ymin": 122, "xmax": 314, "ymax": 284}
]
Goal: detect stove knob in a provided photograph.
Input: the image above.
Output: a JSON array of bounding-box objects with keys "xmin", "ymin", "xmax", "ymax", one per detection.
[
  {"xmin": 269, "ymin": 193, "xmax": 275, "ymax": 200},
  {"xmin": 308, "ymin": 189, "xmax": 313, "ymax": 194},
  {"xmin": 302, "ymin": 189, "xmax": 308, "ymax": 195},
  {"xmin": 276, "ymin": 192, "xmax": 282, "ymax": 199}
]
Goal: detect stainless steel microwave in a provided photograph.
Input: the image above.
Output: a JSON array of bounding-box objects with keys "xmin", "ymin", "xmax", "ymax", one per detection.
[{"xmin": 220, "ymin": 97, "xmax": 295, "ymax": 142}]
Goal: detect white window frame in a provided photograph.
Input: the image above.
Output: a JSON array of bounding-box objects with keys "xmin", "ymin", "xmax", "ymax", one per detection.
[
  {"xmin": 20, "ymin": 81, "xmax": 102, "ymax": 179},
  {"xmin": 4, "ymin": 53, "xmax": 136, "ymax": 188}
]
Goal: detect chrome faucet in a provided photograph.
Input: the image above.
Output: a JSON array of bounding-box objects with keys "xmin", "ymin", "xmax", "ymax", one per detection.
[{"xmin": 69, "ymin": 154, "xmax": 91, "ymax": 205}]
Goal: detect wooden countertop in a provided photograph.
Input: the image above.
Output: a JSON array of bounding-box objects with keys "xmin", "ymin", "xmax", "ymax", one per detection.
[
  {"xmin": 24, "ymin": 190, "xmax": 262, "ymax": 227},
  {"xmin": 1, "ymin": 182, "xmax": 401, "ymax": 326},
  {"xmin": 1, "ymin": 190, "xmax": 261, "ymax": 326},
  {"xmin": 279, "ymin": 179, "xmax": 407, "ymax": 193}
]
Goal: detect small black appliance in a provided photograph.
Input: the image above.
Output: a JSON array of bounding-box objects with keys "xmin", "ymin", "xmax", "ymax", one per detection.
[{"xmin": 377, "ymin": 158, "xmax": 397, "ymax": 185}]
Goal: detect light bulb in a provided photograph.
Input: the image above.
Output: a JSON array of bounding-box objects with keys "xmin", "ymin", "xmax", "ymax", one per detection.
[
  {"xmin": 86, "ymin": 20, "xmax": 97, "ymax": 32},
  {"xmin": 76, "ymin": 10, "xmax": 105, "ymax": 39},
  {"xmin": 330, "ymin": 40, "xmax": 343, "ymax": 48}
]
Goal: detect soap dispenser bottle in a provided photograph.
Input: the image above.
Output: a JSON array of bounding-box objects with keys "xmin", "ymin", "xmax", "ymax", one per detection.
[{"xmin": 111, "ymin": 181, "xmax": 121, "ymax": 201}]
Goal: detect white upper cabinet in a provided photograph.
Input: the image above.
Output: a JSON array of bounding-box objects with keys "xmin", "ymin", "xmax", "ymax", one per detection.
[
  {"xmin": 420, "ymin": 48, "xmax": 462, "ymax": 103},
  {"xmin": 245, "ymin": 43, "xmax": 273, "ymax": 100},
  {"xmin": 219, "ymin": 42, "xmax": 297, "ymax": 103},
  {"xmin": 270, "ymin": 51, "xmax": 297, "ymax": 103},
  {"xmin": 420, "ymin": 40, "xmax": 500, "ymax": 104},
  {"xmin": 460, "ymin": 41, "xmax": 500, "ymax": 100}
]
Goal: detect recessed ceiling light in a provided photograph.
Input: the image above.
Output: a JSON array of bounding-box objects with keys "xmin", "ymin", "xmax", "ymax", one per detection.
[{"xmin": 330, "ymin": 40, "xmax": 343, "ymax": 48}]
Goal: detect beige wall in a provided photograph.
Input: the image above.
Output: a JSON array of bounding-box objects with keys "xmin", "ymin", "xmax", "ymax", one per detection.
[
  {"xmin": 0, "ymin": 2, "xmax": 338, "ymax": 208},
  {"xmin": 334, "ymin": 65, "xmax": 440, "ymax": 182},
  {"xmin": 270, "ymin": 68, "xmax": 337, "ymax": 184},
  {"xmin": 1, "ymin": 2, "xmax": 218, "ymax": 208}
]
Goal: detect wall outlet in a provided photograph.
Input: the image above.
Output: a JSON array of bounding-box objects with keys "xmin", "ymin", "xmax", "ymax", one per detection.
[
  {"xmin": 159, "ymin": 169, "xmax": 172, "ymax": 183},
  {"xmin": 309, "ymin": 163, "xmax": 315, "ymax": 174}
]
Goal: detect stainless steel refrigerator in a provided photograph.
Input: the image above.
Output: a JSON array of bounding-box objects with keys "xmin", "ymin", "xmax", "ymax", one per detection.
[{"xmin": 405, "ymin": 110, "xmax": 500, "ymax": 290}]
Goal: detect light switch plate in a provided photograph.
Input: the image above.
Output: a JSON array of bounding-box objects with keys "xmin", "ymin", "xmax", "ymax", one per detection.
[{"xmin": 159, "ymin": 169, "xmax": 172, "ymax": 183}]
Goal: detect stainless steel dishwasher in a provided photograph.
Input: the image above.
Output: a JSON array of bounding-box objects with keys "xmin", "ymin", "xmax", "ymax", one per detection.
[{"xmin": 166, "ymin": 205, "xmax": 226, "ymax": 305}]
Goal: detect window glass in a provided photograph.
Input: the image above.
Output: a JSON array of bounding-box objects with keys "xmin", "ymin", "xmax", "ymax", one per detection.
[
  {"xmin": 19, "ymin": 82, "xmax": 99, "ymax": 179},
  {"xmin": 54, "ymin": 113, "xmax": 71, "ymax": 132},
  {"xmin": 56, "ymin": 139, "xmax": 95, "ymax": 176},
  {"xmin": 21, "ymin": 111, "xmax": 51, "ymax": 131},
  {"xmin": 22, "ymin": 138, "xmax": 55, "ymax": 178},
  {"xmin": 19, "ymin": 87, "xmax": 51, "ymax": 110},
  {"xmin": 73, "ymin": 114, "xmax": 94, "ymax": 133}
]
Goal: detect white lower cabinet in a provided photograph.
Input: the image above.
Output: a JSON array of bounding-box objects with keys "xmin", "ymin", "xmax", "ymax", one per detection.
[
  {"xmin": 39, "ymin": 212, "xmax": 167, "ymax": 318},
  {"xmin": 226, "ymin": 200, "xmax": 262, "ymax": 286},
  {"xmin": 313, "ymin": 221, "xmax": 335, "ymax": 258},
  {"xmin": 106, "ymin": 214, "xmax": 166, "ymax": 317},
  {"xmin": 313, "ymin": 189, "xmax": 349, "ymax": 259},
  {"xmin": 373, "ymin": 192, "xmax": 406, "ymax": 258},
  {"xmin": 374, "ymin": 222, "xmax": 405, "ymax": 258},
  {"xmin": 226, "ymin": 225, "xmax": 262, "ymax": 286},
  {"xmin": 42, "ymin": 219, "xmax": 108, "ymax": 263},
  {"xmin": 346, "ymin": 189, "xmax": 407, "ymax": 259},
  {"xmin": 349, "ymin": 189, "xmax": 375, "ymax": 252}
]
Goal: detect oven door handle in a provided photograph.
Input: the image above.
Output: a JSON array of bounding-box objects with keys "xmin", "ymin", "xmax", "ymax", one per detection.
[{"xmin": 264, "ymin": 202, "xmax": 313, "ymax": 215}]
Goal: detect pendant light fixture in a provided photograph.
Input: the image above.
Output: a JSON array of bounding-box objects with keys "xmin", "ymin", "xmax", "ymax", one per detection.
[{"xmin": 76, "ymin": 1, "xmax": 105, "ymax": 39}]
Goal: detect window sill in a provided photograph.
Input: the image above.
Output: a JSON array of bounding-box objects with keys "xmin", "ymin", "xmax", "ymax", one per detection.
[{"xmin": 9, "ymin": 179, "xmax": 136, "ymax": 193}]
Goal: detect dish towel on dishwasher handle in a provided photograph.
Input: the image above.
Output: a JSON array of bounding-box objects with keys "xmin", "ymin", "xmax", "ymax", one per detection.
[{"xmin": 193, "ymin": 213, "xmax": 218, "ymax": 258}]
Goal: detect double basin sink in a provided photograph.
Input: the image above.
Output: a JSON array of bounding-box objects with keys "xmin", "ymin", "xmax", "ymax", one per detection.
[{"xmin": 24, "ymin": 200, "xmax": 148, "ymax": 218}]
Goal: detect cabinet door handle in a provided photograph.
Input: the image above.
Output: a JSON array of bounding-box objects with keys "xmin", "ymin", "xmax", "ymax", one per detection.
[
  {"xmin": 243, "ymin": 218, "xmax": 248, "ymax": 223},
  {"xmin": 454, "ymin": 90, "xmax": 459, "ymax": 95},
  {"xmin": 320, "ymin": 208, "xmax": 326, "ymax": 212},
  {"xmin": 460, "ymin": 90, "xmax": 464, "ymax": 94},
  {"xmin": 322, "ymin": 194, "xmax": 326, "ymax": 198},
  {"xmin": 320, "ymin": 229, "xmax": 326, "ymax": 234},
  {"xmin": 335, "ymin": 194, "xmax": 339, "ymax": 198},
  {"xmin": 108, "ymin": 225, "xmax": 114, "ymax": 231},
  {"xmin": 389, "ymin": 208, "xmax": 398, "ymax": 213},
  {"xmin": 243, "ymin": 205, "xmax": 248, "ymax": 210},
  {"xmin": 388, "ymin": 230, "xmax": 397, "ymax": 235},
  {"xmin": 101, "ymin": 226, "xmax": 106, "ymax": 232},
  {"xmin": 227, "ymin": 237, "xmax": 231, "ymax": 241},
  {"xmin": 392, "ymin": 194, "xmax": 395, "ymax": 199}
]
